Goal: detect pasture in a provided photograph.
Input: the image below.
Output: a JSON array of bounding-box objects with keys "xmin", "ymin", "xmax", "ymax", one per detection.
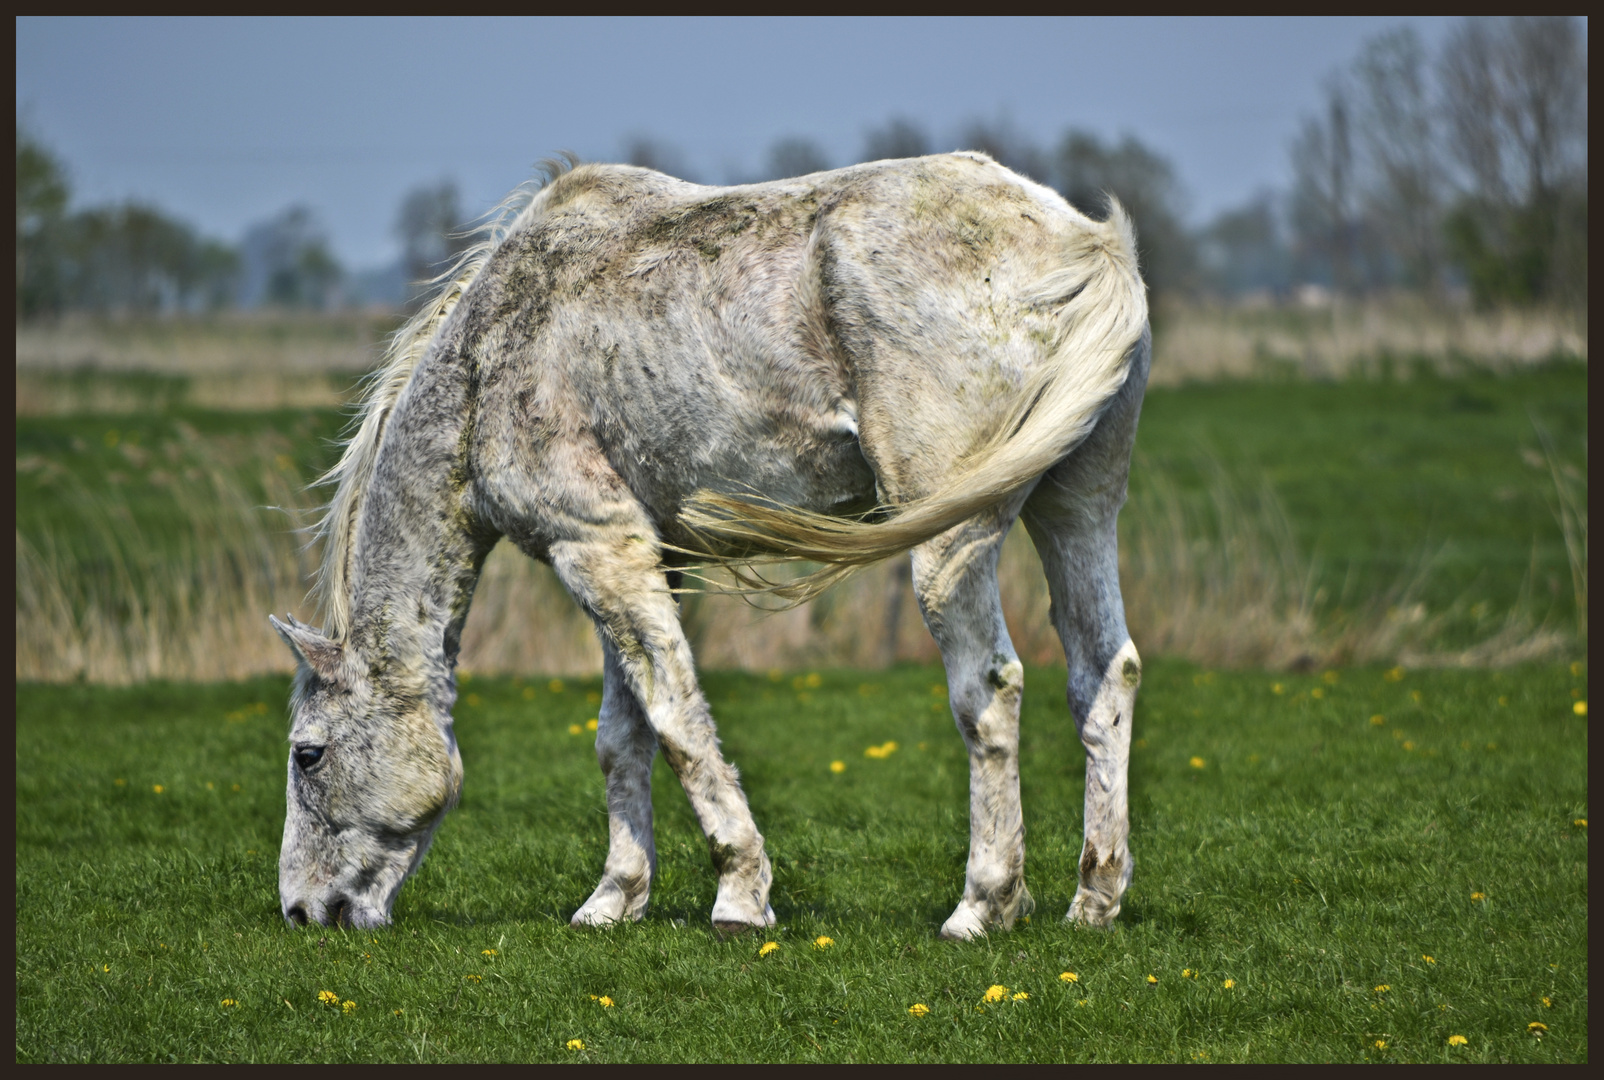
[
  {"xmin": 14, "ymin": 339, "xmax": 1587, "ymax": 1062},
  {"xmin": 15, "ymin": 663, "xmax": 1587, "ymax": 1062}
]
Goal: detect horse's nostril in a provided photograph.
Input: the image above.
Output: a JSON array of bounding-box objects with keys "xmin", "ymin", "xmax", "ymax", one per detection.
[
  {"xmin": 286, "ymin": 904, "xmax": 309, "ymax": 926},
  {"xmin": 326, "ymin": 897, "xmax": 350, "ymax": 927}
]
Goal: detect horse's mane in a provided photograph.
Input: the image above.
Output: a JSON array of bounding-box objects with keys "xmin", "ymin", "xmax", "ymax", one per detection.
[{"xmin": 311, "ymin": 157, "xmax": 577, "ymax": 640}]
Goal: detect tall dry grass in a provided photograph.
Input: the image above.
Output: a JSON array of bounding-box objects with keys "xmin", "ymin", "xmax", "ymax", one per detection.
[
  {"xmin": 16, "ymin": 300, "xmax": 1586, "ymax": 415},
  {"xmin": 16, "ymin": 451, "xmax": 1579, "ymax": 685},
  {"xmin": 1149, "ymin": 297, "xmax": 1586, "ymax": 385}
]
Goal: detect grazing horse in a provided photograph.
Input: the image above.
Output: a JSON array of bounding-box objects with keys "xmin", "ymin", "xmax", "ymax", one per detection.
[{"xmin": 270, "ymin": 152, "xmax": 1149, "ymax": 939}]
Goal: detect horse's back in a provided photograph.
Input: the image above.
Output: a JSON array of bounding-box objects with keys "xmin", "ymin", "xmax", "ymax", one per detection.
[{"xmin": 455, "ymin": 155, "xmax": 1109, "ymax": 546}]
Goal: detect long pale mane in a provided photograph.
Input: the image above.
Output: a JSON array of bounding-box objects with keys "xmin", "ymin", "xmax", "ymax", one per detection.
[{"xmin": 310, "ymin": 158, "xmax": 575, "ymax": 640}]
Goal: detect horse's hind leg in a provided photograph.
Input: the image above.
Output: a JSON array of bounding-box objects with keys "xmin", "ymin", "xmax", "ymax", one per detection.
[
  {"xmin": 913, "ymin": 498, "xmax": 1035, "ymax": 941},
  {"xmin": 549, "ymin": 530, "xmax": 774, "ymax": 934},
  {"xmin": 1022, "ymin": 376, "xmax": 1145, "ymax": 927},
  {"xmin": 571, "ymin": 639, "xmax": 659, "ymax": 926}
]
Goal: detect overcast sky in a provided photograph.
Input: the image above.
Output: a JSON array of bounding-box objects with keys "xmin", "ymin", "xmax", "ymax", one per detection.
[{"xmin": 18, "ymin": 16, "xmax": 1459, "ymax": 269}]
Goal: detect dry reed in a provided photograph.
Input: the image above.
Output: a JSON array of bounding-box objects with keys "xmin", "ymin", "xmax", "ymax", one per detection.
[{"xmin": 15, "ymin": 451, "xmax": 1579, "ymax": 685}]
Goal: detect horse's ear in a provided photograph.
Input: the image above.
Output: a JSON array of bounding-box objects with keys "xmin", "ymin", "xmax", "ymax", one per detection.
[{"xmin": 270, "ymin": 615, "xmax": 343, "ymax": 680}]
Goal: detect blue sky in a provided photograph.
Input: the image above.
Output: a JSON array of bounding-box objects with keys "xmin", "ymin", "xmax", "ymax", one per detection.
[{"xmin": 17, "ymin": 17, "xmax": 1457, "ymax": 269}]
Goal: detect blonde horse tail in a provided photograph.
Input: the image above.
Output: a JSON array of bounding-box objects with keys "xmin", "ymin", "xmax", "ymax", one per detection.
[{"xmin": 678, "ymin": 199, "xmax": 1148, "ymax": 603}]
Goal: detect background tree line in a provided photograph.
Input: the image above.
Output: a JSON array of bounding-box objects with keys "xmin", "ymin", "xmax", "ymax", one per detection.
[{"xmin": 16, "ymin": 17, "xmax": 1584, "ymax": 320}]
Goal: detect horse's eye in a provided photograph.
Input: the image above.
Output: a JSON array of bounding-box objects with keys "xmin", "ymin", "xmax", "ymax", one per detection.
[{"xmin": 294, "ymin": 745, "xmax": 325, "ymax": 771}]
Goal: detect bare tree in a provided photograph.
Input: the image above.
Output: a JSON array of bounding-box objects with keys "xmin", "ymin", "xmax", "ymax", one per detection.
[
  {"xmin": 956, "ymin": 116, "xmax": 1049, "ymax": 184},
  {"xmin": 395, "ymin": 180, "xmax": 469, "ymax": 311},
  {"xmin": 624, "ymin": 136, "xmax": 697, "ymax": 182},
  {"xmin": 1054, "ymin": 130, "xmax": 1196, "ymax": 296},
  {"xmin": 1289, "ymin": 76, "xmax": 1358, "ymax": 294},
  {"xmin": 1352, "ymin": 27, "xmax": 1444, "ymax": 293},
  {"xmin": 1438, "ymin": 17, "xmax": 1587, "ymax": 305},
  {"xmin": 1441, "ymin": 17, "xmax": 1587, "ymax": 206},
  {"xmin": 764, "ymin": 137, "xmax": 831, "ymax": 180},
  {"xmin": 861, "ymin": 117, "xmax": 930, "ymax": 162}
]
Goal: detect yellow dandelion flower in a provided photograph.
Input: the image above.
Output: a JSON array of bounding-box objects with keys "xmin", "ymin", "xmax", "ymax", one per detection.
[
  {"xmin": 829, "ymin": 761, "xmax": 845, "ymax": 774},
  {"xmin": 1374, "ymin": 984, "xmax": 1390, "ymax": 993},
  {"xmin": 1447, "ymin": 1035, "xmax": 1467, "ymax": 1046},
  {"xmin": 1571, "ymin": 661, "xmax": 1584, "ymax": 676},
  {"xmin": 1323, "ymin": 670, "xmax": 1339, "ymax": 684},
  {"xmin": 153, "ymin": 785, "xmax": 164, "ymax": 794},
  {"xmin": 1311, "ymin": 687, "xmax": 1325, "ymax": 699},
  {"xmin": 318, "ymin": 990, "xmax": 339, "ymax": 1006},
  {"xmin": 342, "ymin": 1000, "xmax": 357, "ymax": 1014},
  {"xmin": 114, "ymin": 778, "xmax": 126, "ymax": 786},
  {"xmin": 522, "ymin": 686, "xmax": 536, "ymax": 700},
  {"xmin": 586, "ymin": 718, "xmax": 599, "ymax": 731},
  {"xmin": 814, "ymin": 936, "xmax": 834, "ymax": 949},
  {"xmin": 548, "ymin": 679, "xmax": 565, "ymax": 693},
  {"xmin": 394, "ymin": 1009, "xmax": 404, "ymax": 1016},
  {"xmin": 983, "ymin": 985, "xmax": 1008, "ymax": 1003},
  {"xmin": 908, "ymin": 1003, "xmax": 930, "ymax": 1017},
  {"xmin": 1011, "ymin": 991, "xmax": 1029, "ymax": 1001},
  {"xmin": 1060, "ymin": 972, "xmax": 1079, "ymax": 983},
  {"xmin": 568, "ymin": 724, "xmax": 582, "ymax": 735},
  {"xmin": 1370, "ymin": 714, "xmax": 1386, "ymax": 726},
  {"xmin": 1402, "ymin": 741, "xmax": 1416, "ymax": 751},
  {"xmin": 1385, "ymin": 666, "xmax": 1405, "ymax": 682},
  {"xmin": 1077, "ymin": 998, "xmax": 1089, "ymax": 1007},
  {"xmin": 1189, "ymin": 757, "xmax": 1205, "ymax": 769},
  {"xmin": 220, "ymin": 998, "xmax": 237, "ymax": 1008},
  {"xmin": 466, "ymin": 693, "xmax": 481, "ymax": 707},
  {"xmin": 1182, "ymin": 969, "xmax": 1196, "ymax": 978},
  {"xmin": 566, "ymin": 1039, "xmax": 585, "ymax": 1051},
  {"xmin": 1422, "ymin": 955, "xmax": 1435, "ymax": 964},
  {"xmin": 1147, "ymin": 975, "xmax": 1158, "ymax": 985},
  {"xmin": 483, "ymin": 949, "xmax": 498, "ymax": 956},
  {"xmin": 805, "ymin": 672, "xmax": 822, "ymax": 688},
  {"xmin": 1542, "ymin": 996, "xmax": 1552, "ymax": 1007},
  {"xmin": 464, "ymin": 974, "xmax": 481, "ymax": 983},
  {"xmin": 1271, "ymin": 683, "xmax": 1284, "ymax": 695},
  {"xmin": 1574, "ymin": 701, "xmax": 1587, "ymax": 716},
  {"xmin": 1471, "ymin": 892, "xmax": 1486, "ymax": 901},
  {"xmin": 1374, "ymin": 1040, "xmax": 1387, "ymax": 1050},
  {"xmin": 759, "ymin": 942, "xmax": 779, "ymax": 957},
  {"xmin": 1223, "ymin": 979, "xmax": 1236, "ymax": 989},
  {"xmin": 1574, "ymin": 819, "xmax": 1587, "ymax": 828},
  {"xmin": 1528, "ymin": 1022, "xmax": 1548, "ymax": 1034},
  {"xmin": 598, "ymin": 996, "xmax": 614, "ymax": 1008}
]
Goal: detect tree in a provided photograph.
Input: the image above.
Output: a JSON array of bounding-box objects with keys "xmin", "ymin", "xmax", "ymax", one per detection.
[
  {"xmin": 1351, "ymin": 27, "xmax": 1444, "ymax": 293},
  {"xmin": 1289, "ymin": 76, "xmax": 1358, "ymax": 295},
  {"xmin": 957, "ymin": 117, "xmax": 1049, "ymax": 184},
  {"xmin": 1198, "ymin": 192, "xmax": 1291, "ymax": 298},
  {"xmin": 16, "ymin": 127, "xmax": 70, "ymax": 316},
  {"xmin": 763, "ymin": 137, "xmax": 831, "ymax": 180},
  {"xmin": 1054, "ymin": 130, "xmax": 1196, "ymax": 296},
  {"xmin": 1438, "ymin": 17, "xmax": 1587, "ymax": 306},
  {"xmin": 861, "ymin": 118, "xmax": 930, "ymax": 162},
  {"xmin": 240, "ymin": 206, "xmax": 343, "ymax": 310},
  {"xmin": 624, "ymin": 136, "xmax": 697, "ymax": 182},
  {"xmin": 395, "ymin": 180, "xmax": 470, "ymax": 310}
]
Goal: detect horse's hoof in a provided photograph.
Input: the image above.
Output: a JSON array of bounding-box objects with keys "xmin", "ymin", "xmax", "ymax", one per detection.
[{"xmin": 938, "ymin": 904, "xmax": 988, "ymax": 941}]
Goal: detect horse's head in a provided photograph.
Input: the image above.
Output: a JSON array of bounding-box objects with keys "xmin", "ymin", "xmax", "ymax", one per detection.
[{"xmin": 270, "ymin": 614, "xmax": 462, "ymax": 928}]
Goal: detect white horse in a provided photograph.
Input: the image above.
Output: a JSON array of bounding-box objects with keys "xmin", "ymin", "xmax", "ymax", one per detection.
[{"xmin": 270, "ymin": 152, "xmax": 1149, "ymax": 939}]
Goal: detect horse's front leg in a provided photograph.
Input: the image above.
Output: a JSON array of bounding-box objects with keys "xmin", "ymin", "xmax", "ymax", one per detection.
[
  {"xmin": 551, "ymin": 533, "xmax": 774, "ymax": 934},
  {"xmin": 913, "ymin": 507, "xmax": 1035, "ymax": 941},
  {"xmin": 571, "ymin": 641, "xmax": 659, "ymax": 926}
]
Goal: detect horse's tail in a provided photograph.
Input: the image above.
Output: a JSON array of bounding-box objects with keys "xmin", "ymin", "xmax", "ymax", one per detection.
[{"xmin": 678, "ymin": 199, "xmax": 1148, "ymax": 603}]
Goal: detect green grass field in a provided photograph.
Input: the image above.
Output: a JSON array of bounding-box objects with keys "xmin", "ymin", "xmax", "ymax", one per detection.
[{"xmin": 17, "ymin": 662, "xmax": 1586, "ymax": 1062}]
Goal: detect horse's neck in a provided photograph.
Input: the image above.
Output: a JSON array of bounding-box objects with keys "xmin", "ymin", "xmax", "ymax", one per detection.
[{"xmin": 345, "ymin": 365, "xmax": 489, "ymax": 696}]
